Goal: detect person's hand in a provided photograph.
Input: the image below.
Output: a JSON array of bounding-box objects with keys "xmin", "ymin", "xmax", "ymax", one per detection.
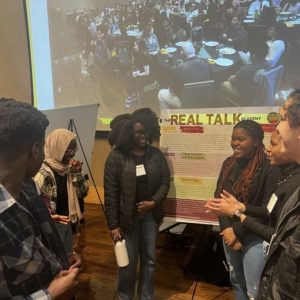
[
  {"xmin": 132, "ymin": 71, "xmax": 140, "ymax": 77},
  {"xmin": 221, "ymin": 190, "xmax": 245, "ymax": 213},
  {"xmin": 229, "ymin": 75, "xmax": 236, "ymax": 82},
  {"xmin": 205, "ymin": 198, "xmax": 235, "ymax": 216},
  {"xmin": 69, "ymin": 253, "xmax": 82, "ymax": 270},
  {"xmin": 230, "ymin": 240, "xmax": 243, "ymax": 251},
  {"xmin": 110, "ymin": 227, "xmax": 122, "ymax": 242},
  {"xmin": 51, "ymin": 214, "xmax": 70, "ymax": 224},
  {"xmin": 69, "ymin": 159, "xmax": 83, "ymax": 173},
  {"xmin": 47, "ymin": 268, "xmax": 80, "ymax": 300},
  {"xmin": 136, "ymin": 200, "xmax": 155, "ymax": 215},
  {"xmin": 220, "ymin": 227, "xmax": 237, "ymax": 246}
]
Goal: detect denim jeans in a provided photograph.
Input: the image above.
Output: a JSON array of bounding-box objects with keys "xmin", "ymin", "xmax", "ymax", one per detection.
[
  {"xmin": 223, "ymin": 234, "xmax": 266, "ymax": 300},
  {"xmin": 118, "ymin": 212, "xmax": 158, "ymax": 300}
]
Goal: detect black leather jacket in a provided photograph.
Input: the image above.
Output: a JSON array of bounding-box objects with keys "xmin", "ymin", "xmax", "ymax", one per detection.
[
  {"xmin": 258, "ymin": 187, "xmax": 300, "ymax": 300},
  {"xmin": 104, "ymin": 146, "xmax": 170, "ymax": 233}
]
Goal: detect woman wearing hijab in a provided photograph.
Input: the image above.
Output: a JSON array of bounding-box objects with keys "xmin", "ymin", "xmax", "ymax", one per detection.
[{"xmin": 35, "ymin": 128, "xmax": 89, "ymax": 255}]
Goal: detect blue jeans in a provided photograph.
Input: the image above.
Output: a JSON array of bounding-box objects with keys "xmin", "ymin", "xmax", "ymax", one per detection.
[
  {"xmin": 118, "ymin": 212, "xmax": 158, "ymax": 300},
  {"xmin": 223, "ymin": 234, "xmax": 266, "ymax": 300}
]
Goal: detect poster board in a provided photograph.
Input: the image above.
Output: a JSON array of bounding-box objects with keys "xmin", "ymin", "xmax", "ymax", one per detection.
[
  {"xmin": 160, "ymin": 106, "xmax": 280, "ymax": 225},
  {"xmin": 42, "ymin": 104, "xmax": 99, "ymax": 174}
]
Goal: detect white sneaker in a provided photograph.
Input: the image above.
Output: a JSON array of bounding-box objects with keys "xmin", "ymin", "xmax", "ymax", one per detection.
[{"xmin": 125, "ymin": 95, "xmax": 138, "ymax": 108}]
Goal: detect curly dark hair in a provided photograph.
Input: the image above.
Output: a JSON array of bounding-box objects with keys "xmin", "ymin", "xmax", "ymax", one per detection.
[
  {"xmin": 0, "ymin": 99, "xmax": 49, "ymax": 156},
  {"xmin": 216, "ymin": 120, "xmax": 266, "ymax": 203},
  {"xmin": 110, "ymin": 108, "xmax": 160, "ymax": 152},
  {"xmin": 285, "ymin": 89, "xmax": 300, "ymax": 128},
  {"xmin": 108, "ymin": 113, "xmax": 132, "ymax": 147}
]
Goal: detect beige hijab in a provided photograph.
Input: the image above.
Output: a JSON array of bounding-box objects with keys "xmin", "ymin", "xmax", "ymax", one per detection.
[{"xmin": 44, "ymin": 128, "xmax": 81, "ymax": 223}]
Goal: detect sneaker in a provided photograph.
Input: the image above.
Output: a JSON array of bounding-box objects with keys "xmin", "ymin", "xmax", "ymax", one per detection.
[
  {"xmin": 125, "ymin": 95, "xmax": 138, "ymax": 104},
  {"xmin": 125, "ymin": 101, "xmax": 134, "ymax": 108},
  {"xmin": 125, "ymin": 95, "xmax": 138, "ymax": 108}
]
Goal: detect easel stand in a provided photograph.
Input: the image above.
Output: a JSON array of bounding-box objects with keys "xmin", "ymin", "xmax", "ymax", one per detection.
[{"xmin": 68, "ymin": 119, "xmax": 105, "ymax": 216}]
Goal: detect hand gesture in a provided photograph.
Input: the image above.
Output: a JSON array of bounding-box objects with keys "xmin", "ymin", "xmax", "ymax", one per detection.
[
  {"xmin": 51, "ymin": 214, "xmax": 70, "ymax": 224},
  {"xmin": 69, "ymin": 253, "xmax": 82, "ymax": 270},
  {"xmin": 205, "ymin": 198, "xmax": 234, "ymax": 216},
  {"xmin": 220, "ymin": 227, "xmax": 237, "ymax": 246},
  {"xmin": 230, "ymin": 240, "xmax": 243, "ymax": 251},
  {"xmin": 69, "ymin": 159, "xmax": 83, "ymax": 173},
  {"xmin": 110, "ymin": 227, "xmax": 122, "ymax": 242},
  {"xmin": 220, "ymin": 190, "xmax": 245, "ymax": 213},
  {"xmin": 136, "ymin": 200, "xmax": 155, "ymax": 215},
  {"xmin": 48, "ymin": 268, "xmax": 80, "ymax": 300}
]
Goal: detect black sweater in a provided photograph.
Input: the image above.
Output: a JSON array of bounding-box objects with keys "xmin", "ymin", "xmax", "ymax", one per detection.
[
  {"xmin": 215, "ymin": 156, "xmax": 281, "ymax": 239},
  {"xmin": 243, "ymin": 163, "xmax": 300, "ymax": 242}
]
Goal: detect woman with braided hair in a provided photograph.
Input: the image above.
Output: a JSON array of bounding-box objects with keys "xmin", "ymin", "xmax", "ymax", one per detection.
[
  {"xmin": 104, "ymin": 108, "xmax": 170, "ymax": 300},
  {"xmin": 213, "ymin": 120, "xmax": 280, "ymax": 300}
]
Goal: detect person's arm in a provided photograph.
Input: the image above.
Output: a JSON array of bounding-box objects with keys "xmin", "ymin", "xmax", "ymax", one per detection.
[
  {"xmin": 0, "ymin": 242, "xmax": 79, "ymax": 300},
  {"xmin": 229, "ymin": 29, "xmax": 245, "ymax": 49},
  {"xmin": 232, "ymin": 163, "xmax": 281, "ymax": 239},
  {"xmin": 138, "ymin": 64, "xmax": 150, "ymax": 76},
  {"xmin": 70, "ymin": 160, "xmax": 89, "ymax": 199},
  {"xmin": 205, "ymin": 190, "xmax": 274, "ymax": 241},
  {"xmin": 104, "ymin": 150, "xmax": 122, "ymax": 231},
  {"xmin": 149, "ymin": 149, "xmax": 171, "ymax": 205},
  {"xmin": 248, "ymin": 2, "xmax": 256, "ymax": 15},
  {"xmin": 244, "ymin": 202, "xmax": 269, "ymax": 220},
  {"xmin": 229, "ymin": 66, "xmax": 248, "ymax": 85},
  {"xmin": 242, "ymin": 215, "xmax": 275, "ymax": 241},
  {"xmin": 213, "ymin": 158, "xmax": 233, "ymax": 232},
  {"xmin": 266, "ymin": 40, "xmax": 285, "ymax": 68}
]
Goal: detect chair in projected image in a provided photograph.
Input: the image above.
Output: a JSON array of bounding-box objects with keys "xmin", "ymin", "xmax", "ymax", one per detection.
[
  {"xmin": 137, "ymin": 80, "xmax": 159, "ymax": 108},
  {"xmin": 182, "ymin": 80, "xmax": 214, "ymax": 109},
  {"xmin": 254, "ymin": 64, "xmax": 284, "ymax": 106}
]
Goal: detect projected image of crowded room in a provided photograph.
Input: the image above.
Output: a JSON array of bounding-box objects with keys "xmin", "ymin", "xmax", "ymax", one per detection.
[{"xmin": 28, "ymin": 0, "xmax": 300, "ymax": 127}]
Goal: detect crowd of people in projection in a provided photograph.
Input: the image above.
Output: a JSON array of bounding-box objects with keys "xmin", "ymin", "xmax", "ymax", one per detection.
[
  {"xmin": 1, "ymin": 89, "xmax": 300, "ymax": 299},
  {"xmin": 54, "ymin": 0, "xmax": 300, "ymax": 112}
]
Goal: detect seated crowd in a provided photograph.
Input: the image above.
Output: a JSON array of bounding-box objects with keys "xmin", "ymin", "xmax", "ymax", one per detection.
[{"xmin": 71, "ymin": 0, "xmax": 296, "ymax": 109}]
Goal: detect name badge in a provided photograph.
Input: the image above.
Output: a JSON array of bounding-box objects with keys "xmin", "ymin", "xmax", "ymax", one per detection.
[
  {"xmin": 136, "ymin": 164, "xmax": 146, "ymax": 177},
  {"xmin": 267, "ymin": 193, "xmax": 278, "ymax": 214}
]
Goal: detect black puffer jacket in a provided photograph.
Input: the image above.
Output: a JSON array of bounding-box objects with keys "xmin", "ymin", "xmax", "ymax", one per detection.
[
  {"xmin": 258, "ymin": 187, "xmax": 300, "ymax": 300},
  {"xmin": 104, "ymin": 146, "xmax": 170, "ymax": 233}
]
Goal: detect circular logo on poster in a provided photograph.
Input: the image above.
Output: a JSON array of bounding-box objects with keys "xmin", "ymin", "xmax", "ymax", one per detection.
[{"xmin": 267, "ymin": 112, "xmax": 281, "ymax": 124}]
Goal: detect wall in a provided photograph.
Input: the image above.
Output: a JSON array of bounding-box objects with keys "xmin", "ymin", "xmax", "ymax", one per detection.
[
  {"xmin": 85, "ymin": 133, "xmax": 110, "ymax": 204},
  {"xmin": 0, "ymin": 0, "xmax": 113, "ymax": 204},
  {"xmin": 0, "ymin": 0, "xmax": 32, "ymax": 103}
]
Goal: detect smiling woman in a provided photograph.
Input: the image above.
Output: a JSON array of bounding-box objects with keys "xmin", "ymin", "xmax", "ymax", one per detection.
[
  {"xmin": 213, "ymin": 120, "xmax": 280, "ymax": 300},
  {"xmin": 104, "ymin": 108, "xmax": 170, "ymax": 300}
]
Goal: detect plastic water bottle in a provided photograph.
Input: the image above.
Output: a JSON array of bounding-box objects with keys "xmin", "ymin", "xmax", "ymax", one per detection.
[{"xmin": 114, "ymin": 239, "xmax": 129, "ymax": 267}]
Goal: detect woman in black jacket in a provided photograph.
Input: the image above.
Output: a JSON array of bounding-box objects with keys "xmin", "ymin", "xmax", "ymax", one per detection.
[
  {"xmin": 104, "ymin": 108, "xmax": 170, "ymax": 300},
  {"xmin": 205, "ymin": 130, "xmax": 300, "ymax": 243},
  {"xmin": 209, "ymin": 120, "xmax": 280, "ymax": 300}
]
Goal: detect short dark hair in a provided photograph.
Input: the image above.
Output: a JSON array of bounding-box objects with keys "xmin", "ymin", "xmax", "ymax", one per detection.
[
  {"xmin": 286, "ymin": 89, "xmax": 300, "ymax": 128},
  {"xmin": 0, "ymin": 100, "xmax": 49, "ymax": 156}
]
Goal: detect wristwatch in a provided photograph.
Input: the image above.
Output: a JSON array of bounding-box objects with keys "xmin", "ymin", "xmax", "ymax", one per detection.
[{"xmin": 232, "ymin": 209, "xmax": 242, "ymax": 221}]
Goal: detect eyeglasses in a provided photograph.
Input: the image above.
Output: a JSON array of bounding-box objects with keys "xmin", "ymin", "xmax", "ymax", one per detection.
[
  {"xmin": 66, "ymin": 146, "xmax": 79, "ymax": 154},
  {"xmin": 133, "ymin": 129, "xmax": 149, "ymax": 136}
]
